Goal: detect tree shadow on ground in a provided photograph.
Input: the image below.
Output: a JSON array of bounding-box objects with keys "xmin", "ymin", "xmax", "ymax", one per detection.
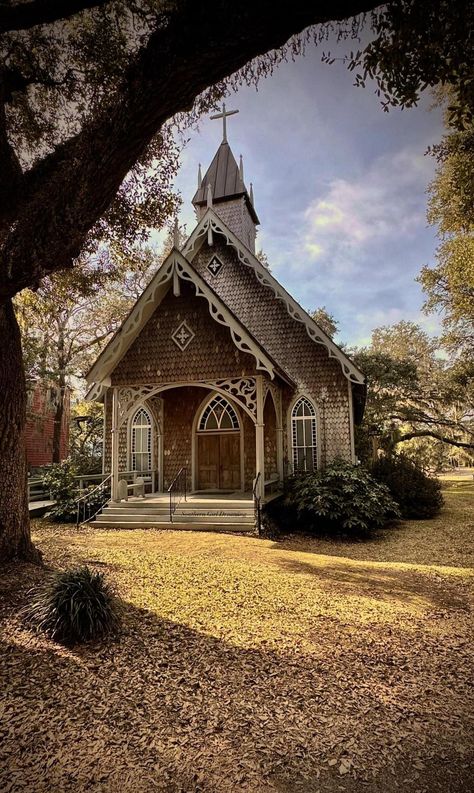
[
  {"xmin": 271, "ymin": 557, "xmax": 471, "ymax": 612},
  {"xmin": 1, "ymin": 561, "xmax": 472, "ymax": 793}
]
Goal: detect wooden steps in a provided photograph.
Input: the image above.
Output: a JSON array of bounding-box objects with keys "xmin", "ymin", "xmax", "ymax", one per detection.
[{"xmin": 92, "ymin": 495, "xmax": 256, "ymax": 533}]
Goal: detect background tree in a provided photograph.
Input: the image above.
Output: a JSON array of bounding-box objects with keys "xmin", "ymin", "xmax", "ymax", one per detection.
[
  {"xmin": 418, "ymin": 101, "xmax": 474, "ymax": 359},
  {"xmin": 310, "ymin": 306, "xmax": 340, "ymax": 340},
  {"xmin": 0, "ymin": 0, "xmax": 471, "ymax": 560},
  {"xmin": 69, "ymin": 401, "xmax": 104, "ymax": 474},
  {"xmin": 353, "ymin": 321, "xmax": 474, "ymax": 467},
  {"xmin": 16, "ymin": 242, "xmax": 172, "ymax": 464}
]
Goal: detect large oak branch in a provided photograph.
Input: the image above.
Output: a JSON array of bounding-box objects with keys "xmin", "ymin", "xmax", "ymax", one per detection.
[
  {"xmin": 0, "ymin": 0, "xmax": 109, "ymax": 33},
  {"xmin": 399, "ymin": 431, "xmax": 474, "ymax": 450},
  {"xmin": 0, "ymin": 0, "xmax": 377, "ymax": 300}
]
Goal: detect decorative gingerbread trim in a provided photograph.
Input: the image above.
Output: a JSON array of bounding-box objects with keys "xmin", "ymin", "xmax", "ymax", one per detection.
[
  {"xmin": 183, "ymin": 209, "xmax": 365, "ymax": 385},
  {"xmin": 86, "ymin": 249, "xmax": 279, "ymax": 387}
]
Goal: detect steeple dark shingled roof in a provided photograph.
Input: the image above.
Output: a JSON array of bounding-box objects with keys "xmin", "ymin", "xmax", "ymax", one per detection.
[{"xmin": 192, "ymin": 141, "xmax": 259, "ymax": 224}]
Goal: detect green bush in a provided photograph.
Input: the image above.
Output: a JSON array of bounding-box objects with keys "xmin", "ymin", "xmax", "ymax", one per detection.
[
  {"xmin": 43, "ymin": 460, "xmax": 79, "ymax": 522},
  {"xmin": 42, "ymin": 459, "xmax": 78, "ymax": 502},
  {"xmin": 45, "ymin": 499, "xmax": 79, "ymax": 523},
  {"xmin": 282, "ymin": 459, "xmax": 400, "ymax": 536},
  {"xmin": 371, "ymin": 454, "xmax": 444, "ymax": 519},
  {"xmin": 24, "ymin": 567, "xmax": 121, "ymax": 644}
]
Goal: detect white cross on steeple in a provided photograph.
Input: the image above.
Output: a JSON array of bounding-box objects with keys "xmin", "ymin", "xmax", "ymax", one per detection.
[{"xmin": 210, "ymin": 102, "xmax": 239, "ymax": 143}]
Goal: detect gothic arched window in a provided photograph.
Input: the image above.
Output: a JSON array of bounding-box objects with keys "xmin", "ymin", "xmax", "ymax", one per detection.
[
  {"xmin": 198, "ymin": 395, "xmax": 240, "ymax": 432},
  {"xmin": 130, "ymin": 407, "xmax": 152, "ymax": 472},
  {"xmin": 291, "ymin": 397, "xmax": 317, "ymax": 472}
]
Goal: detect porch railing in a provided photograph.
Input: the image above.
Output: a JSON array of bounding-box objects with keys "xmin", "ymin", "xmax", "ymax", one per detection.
[
  {"xmin": 168, "ymin": 467, "xmax": 187, "ymax": 522},
  {"xmin": 253, "ymin": 471, "xmax": 262, "ymax": 535},
  {"xmin": 76, "ymin": 474, "xmax": 112, "ymax": 527}
]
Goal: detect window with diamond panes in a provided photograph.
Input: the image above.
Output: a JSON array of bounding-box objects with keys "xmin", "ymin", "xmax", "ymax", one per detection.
[
  {"xmin": 291, "ymin": 397, "xmax": 317, "ymax": 472},
  {"xmin": 198, "ymin": 395, "xmax": 239, "ymax": 432},
  {"xmin": 130, "ymin": 408, "xmax": 152, "ymax": 472}
]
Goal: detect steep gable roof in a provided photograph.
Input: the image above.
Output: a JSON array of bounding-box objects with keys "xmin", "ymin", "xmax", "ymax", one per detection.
[
  {"xmin": 192, "ymin": 141, "xmax": 259, "ymax": 224},
  {"xmin": 85, "ymin": 248, "xmax": 291, "ymax": 398},
  {"xmin": 183, "ymin": 208, "xmax": 365, "ymax": 386}
]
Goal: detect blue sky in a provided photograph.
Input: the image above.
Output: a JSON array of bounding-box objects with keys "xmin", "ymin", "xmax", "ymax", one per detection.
[{"xmin": 168, "ymin": 42, "xmax": 444, "ymax": 347}]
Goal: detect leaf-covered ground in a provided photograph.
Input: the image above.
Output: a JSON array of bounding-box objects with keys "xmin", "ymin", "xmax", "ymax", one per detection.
[{"xmin": 1, "ymin": 483, "xmax": 473, "ymax": 792}]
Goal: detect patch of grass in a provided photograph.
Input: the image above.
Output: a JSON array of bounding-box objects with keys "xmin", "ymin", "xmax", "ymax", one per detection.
[{"xmin": 0, "ymin": 490, "xmax": 472, "ymax": 792}]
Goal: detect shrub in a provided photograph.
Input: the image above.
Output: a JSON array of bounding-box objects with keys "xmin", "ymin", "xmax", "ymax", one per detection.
[
  {"xmin": 43, "ymin": 459, "xmax": 78, "ymax": 502},
  {"xmin": 45, "ymin": 499, "xmax": 79, "ymax": 523},
  {"xmin": 371, "ymin": 454, "xmax": 444, "ymax": 519},
  {"xmin": 282, "ymin": 459, "xmax": 400, "ymax": 536},
  {"xmin": 43, "ymin": 460, "xmax": 79, "ymax": 522},
  {"xmin": 24, "ymin": 567, "xmax": 121, "ymax": 644}
]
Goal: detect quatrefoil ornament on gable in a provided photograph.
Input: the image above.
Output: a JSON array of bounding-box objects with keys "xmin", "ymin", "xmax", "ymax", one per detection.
[
  {"xmin": 171, "ymin": 320, "xmax": 195, "ymax": 351},
  {"xmin": 207, "ymin": 255, "xmax": 224, "ymax": 277}
]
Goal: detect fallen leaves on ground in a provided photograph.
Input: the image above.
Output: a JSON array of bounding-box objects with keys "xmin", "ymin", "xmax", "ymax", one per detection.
[{"xmin": 0, "ymin": 486, "xmax": 473, "ymax": 792}]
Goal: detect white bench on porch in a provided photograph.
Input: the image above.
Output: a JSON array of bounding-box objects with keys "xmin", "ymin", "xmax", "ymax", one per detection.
[{"xmin": 117, "ymin": 476, "xmax": 146, "ymax": 501}]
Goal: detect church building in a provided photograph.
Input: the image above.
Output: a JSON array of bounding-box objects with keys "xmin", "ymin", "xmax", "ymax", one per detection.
[{"xmin": 86, "ymin": 106, "xmax": 365, "ymax": 528}]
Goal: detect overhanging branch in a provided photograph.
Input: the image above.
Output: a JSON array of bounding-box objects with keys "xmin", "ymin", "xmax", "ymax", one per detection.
[
  {"xmin": 398, "ymin": 430, "xmax": 474, "ymax": 450},
  {"xmin": 0, "ymin": 0, "xmax": 110, "ymax": 33},
  {"xmin": 0, "ymin": 0, "xmax": 376, "ymax": 300}
]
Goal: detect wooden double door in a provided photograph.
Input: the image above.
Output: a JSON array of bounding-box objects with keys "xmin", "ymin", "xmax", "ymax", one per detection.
[{"xmin": 197, "ymin": 432, "xmax": 241, "ymax": 490}]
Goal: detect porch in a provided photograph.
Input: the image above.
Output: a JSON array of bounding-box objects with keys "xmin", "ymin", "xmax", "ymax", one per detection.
[
  {"xmin": 105, "ymin": 377, "xmax": 288, "ymax": 505},
  {"xmin": 93, "ymin": 490, "xmax": 258, "ymax": 532}
]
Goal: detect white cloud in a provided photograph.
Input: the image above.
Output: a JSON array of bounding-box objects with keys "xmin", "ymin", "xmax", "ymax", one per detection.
[{"xmin": 300, "ymin": 147, "xmax": 432, "ymax": 264}]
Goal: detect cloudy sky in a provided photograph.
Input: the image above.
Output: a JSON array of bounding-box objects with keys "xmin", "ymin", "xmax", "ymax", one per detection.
[{"xmin": 169, "ymin": 38, "xmax": 444, "ymax": 347}]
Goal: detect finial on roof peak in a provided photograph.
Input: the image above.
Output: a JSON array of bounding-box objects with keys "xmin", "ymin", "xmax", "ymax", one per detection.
[
  {"xmin": 250, "ymin": 182, "xmax": 254, "ymax": 205},
  {"xmin": 210, "ymin": 102, "xmax": 239, "ymax": 143},
  {"xmin": 198, "ymin": 163, "xmax": 202, "ymax": 188},
  {"xmin": 207, "ymin": 182, "xmax": 213, "ymax": 208},
  {"xmin": 239, "ymin": 154, "xmax": 244, "ymax": 181},
  {"xmin": 173, "ymin": 216, "xmax": 180, "ymax": 247}
]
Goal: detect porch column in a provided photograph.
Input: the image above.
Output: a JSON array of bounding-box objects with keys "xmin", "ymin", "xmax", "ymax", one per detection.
[
  {"xmin": 111, "ymin": 387, "xmax": 120, "ymax": 501},
  {"xmin": 276, "ymin": 388, "xmax": 284, "ymax": 482},
  {"xmin": 255, "ymin": 376, "xmax": 265, "ymax": 499},
  {"xmin": 277, "ymin": 428, "xmax": 284, "ymax": 482}
]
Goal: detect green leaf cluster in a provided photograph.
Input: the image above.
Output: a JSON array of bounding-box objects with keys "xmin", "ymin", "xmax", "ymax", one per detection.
[
  {"xmin": 371, "ymin": 453, "xmax": 444, "ymax": 519},
  {"xmin": 23, "ymin": 566, "xmax": 121, "ymax": 645},
  {"xmin": 284, "ymin": 460, "xmax": 400, "ymax": 536}
]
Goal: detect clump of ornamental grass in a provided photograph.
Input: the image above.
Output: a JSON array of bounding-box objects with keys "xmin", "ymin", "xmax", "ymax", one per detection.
[{"xmin": 23, "ymin": 566, "xmax": 121, "ymax": 645}]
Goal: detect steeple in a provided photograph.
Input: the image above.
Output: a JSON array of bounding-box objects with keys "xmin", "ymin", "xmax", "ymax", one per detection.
[{"xmin": 192, "ymin": 104, "xmax": 259, "ymax": 251}]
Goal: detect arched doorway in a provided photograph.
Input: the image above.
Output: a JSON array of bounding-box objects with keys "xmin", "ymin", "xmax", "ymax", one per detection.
[{"xmin": 195, "ymin": 394, "xmax": 242, "ymax": 491}]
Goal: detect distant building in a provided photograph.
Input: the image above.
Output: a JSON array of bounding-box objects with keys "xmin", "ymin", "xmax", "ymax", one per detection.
[{"xmin": 25, "ymin": 381, "xmax": 70, "ymax": 470}]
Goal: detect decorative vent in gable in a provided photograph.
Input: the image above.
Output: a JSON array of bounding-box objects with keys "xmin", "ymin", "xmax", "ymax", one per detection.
[
  {"xmin": 171, "ymin": 321, "xmax": 195, "ymax": 351},
  {"xmin": 207, "ymin": 254, "xmax": 224, "ymax": 277}
]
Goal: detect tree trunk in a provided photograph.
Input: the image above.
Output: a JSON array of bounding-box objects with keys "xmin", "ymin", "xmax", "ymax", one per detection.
[
  {"xmin": 52, "ymin": 326, "xmax": 66, "ymax": 464},
  {"xmin": 52, "ymin": 390, "xmax": 64, "ymax": 464},
  {"xmin": 0, "ymin": 300, "xmax": 41, "ymax": 562}
]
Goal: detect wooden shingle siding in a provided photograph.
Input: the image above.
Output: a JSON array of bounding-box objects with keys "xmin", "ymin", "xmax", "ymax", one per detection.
[
  {"xmin": 111, "ymin": 280, "xmax": 259, "ymax": 386},
  {"xmin": 263, "ymin": 394, "xmax": 278, "ymax": 478},
  {"xmin": 193, "ymin": 240, "xmax": 352, "ymax": 463},
  {"xmin": 162, "ymin": 387, "xmax": 203, "ymax": 490},
  {"xmin": 242, "ymin": 410, "xmax": 256, "ymax": 490}
]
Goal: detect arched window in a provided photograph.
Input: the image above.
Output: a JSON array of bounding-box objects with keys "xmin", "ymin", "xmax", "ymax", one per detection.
[
  {"xmin": 130, "ymin": 407, "xmax": 152, "ymax": 472},
  {"xmin": 198, "ymin": 395, "xmax": 239, "ymax": 432},
  {"xmin": 291, "ymin": 397, "xmax": 317, "ymax": 472}
]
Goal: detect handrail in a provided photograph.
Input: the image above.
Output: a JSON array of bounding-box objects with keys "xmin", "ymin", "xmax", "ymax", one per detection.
[
  {"xmin": 75, "ymin": 474, "xmax": 112, "ymax": 527},
  {"xmin": 253, "ymin": 472, "xmax": 262, "ymax": 535},
  {"xmin": 167, "ymin": 467, "xmax": 187, "ymax": 522},
  {"xmin": 76, "ymin": 474, "xmax": 112, "ymax": 504}
]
